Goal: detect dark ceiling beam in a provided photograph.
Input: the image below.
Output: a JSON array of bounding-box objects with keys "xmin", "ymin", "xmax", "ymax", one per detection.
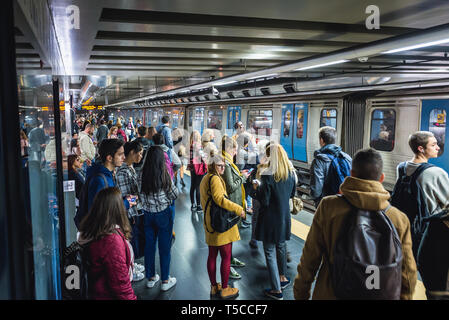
[
  {"xmin": 91, "ymin": 45, "xmax": 319, "ymax": 57},
  {"xmin": 95, "ymin": 30, "xmax": 360, "ymax": 47},
  {"xmin": 87, "ymin": 62, "xmax": 268, "ymax": 68},
  {"xmin": 99, "ymin": 8, "xmax": 418, "ymax": 36},
  {"xmin": 15, "ymin": 43, "xmax": 33, "ymax": 49},
  {"xmin": 89, "ymin": 55, "xmax": 284, "ymax": 63}
]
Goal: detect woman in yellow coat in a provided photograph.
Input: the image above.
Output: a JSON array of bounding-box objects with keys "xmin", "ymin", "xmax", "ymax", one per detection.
[{"xmin": 200, "ymin": 154, "xmax": 245, "ymax": 300}]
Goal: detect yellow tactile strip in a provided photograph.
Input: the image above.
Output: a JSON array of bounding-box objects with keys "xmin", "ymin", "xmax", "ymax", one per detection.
[{"xmin": 291, "ymin": 217, "xmax": 427, "ymax": 300}]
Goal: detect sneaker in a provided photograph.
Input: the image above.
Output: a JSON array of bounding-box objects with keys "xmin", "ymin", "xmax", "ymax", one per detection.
[
  {"xmin": 280, "ymin": 277, "xmax": 291, "ymax": 290},
  {"xmin": 229, "ymin": 267, "xmax": 241, "ymax": 279},
  {"xmin": 161, "ymin": 276, "xmax": 177, "ymax": 291},
  {"xmin": 132, "ymin": 271, "xmax": 145, "ymax": 282},
  {"xmin": 146, "ymin": 274, "xmax": 160, "ymax": 288},
  {"xmin": 264, "ymin": 288, "xmax": 283, "ymax": 300},
  {"xmin": 249, "ymin": 240, "xmax": 258, "ymax": 249},
  {"xmin": 240, "ymin": 221, "xmax": 250, "ymax": 229},
  {"xmin": 220, "ymin": 287, "xmax": 239, "ymax": 300},
  {"xmin": 231, "ymin": 257, "xmax": 246, "ymax": 267},
  {"xmin": 191, "ymin": 204, "xmax": 197, "ymax": 212},
  {"xmin": 134, "ymin": 263, "xmax": 145, "ymax": 273},
  {"xmin": 210, "ymin": 283, "xmax": 222, "ymax": 297}
]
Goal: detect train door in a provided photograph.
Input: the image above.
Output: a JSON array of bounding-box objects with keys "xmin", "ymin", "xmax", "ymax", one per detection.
[
  {"xmin": 226, "ymin": 106, "xmax": 241, "ymax": 136},
  {"xmin": 420, "ymin": 99, "xmax": 449, "ymax": 173},
  {"xmin": 292, "ymin": 103, "xmax": 309, "ymax": 162},
  {"xmin": 280, "ymin": 104, "xmax": 294, "ymax": 158}
]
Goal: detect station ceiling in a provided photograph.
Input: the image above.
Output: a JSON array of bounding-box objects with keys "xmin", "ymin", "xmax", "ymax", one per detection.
[{"xmin": 13, "ymin": 0, "xmax": 449, "ymax": 107}]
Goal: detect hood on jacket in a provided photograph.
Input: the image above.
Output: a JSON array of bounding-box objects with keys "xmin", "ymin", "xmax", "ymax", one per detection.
[
  {"xmin": 314, "ymin": 144, "xmax": 342, "ymax": 158},
  {"xmin": 86, "ymin": 161, "xmax": 114, "ymax": 181},
  {"xmin": 339, "ymin": 176, "xmax": 390, "ymax": 211},
  {"xmin": 154, "ymin": 144, "xmax": 169, "ymax": 153}
]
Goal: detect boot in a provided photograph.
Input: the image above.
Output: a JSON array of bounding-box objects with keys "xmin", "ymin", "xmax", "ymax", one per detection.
[
  {"xmin": 210, "ymin": 283, "xmax": 222, "ymax": 297},
  {"xmin": 220, "ymin": 287, "xmax": 239, "ymax": 300}
]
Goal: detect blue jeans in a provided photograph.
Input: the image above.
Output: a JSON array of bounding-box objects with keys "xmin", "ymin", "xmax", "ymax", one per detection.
[
  {"xmin": 143, "ymin": 204, "xmax": 174, "ymax": 281},
  {"xmin": 262, "ymin": 241, "xmax": 287, "ymax": 292}
]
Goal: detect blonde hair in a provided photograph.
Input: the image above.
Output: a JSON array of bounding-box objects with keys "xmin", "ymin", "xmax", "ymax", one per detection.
[
  {"xmin": 108, "ymin": 126, "xmax": 118, "ymax": 137},
  {"xmin": 207, "ymin": 153, "xmax": 225, "ymax": 175},
  {"xmin": 190, "ymin": 130, "xmax": 201, "ymax": 146},
  {"xmin": 261, "ymin": 143, "xmax": 294, "ymax": 182}
]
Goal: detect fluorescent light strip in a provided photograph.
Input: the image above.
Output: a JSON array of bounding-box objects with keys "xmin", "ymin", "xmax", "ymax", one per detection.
[
  {"xmin": 247, "ymin": 73, "xmax": 278, "ymax": 80},
  {"xmin": 295, "ymin": 60, "xmax": 349, "ymax": 71},
  {"xmin": 383, "ymin": 37, "xmax": 449, "ymax": 54}
]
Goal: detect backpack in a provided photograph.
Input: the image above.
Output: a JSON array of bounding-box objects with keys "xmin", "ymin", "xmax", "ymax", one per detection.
[
  {"xmin": 391, "ymin": 162, "xmax": 434, "ymax": 257},
  {"xmin": 330, "ymin": 196, "xmax": 403, "ymax": 300},
  {"xmin": 62, "ymin": 241, "xmax": 90, "ymax": 300},
  {"xmin": 74, "ymin": 173, "xmax": 109, "ymax": 230},
  {"xmin": 324, "ymin": 152, "xmax": 351, "ymax": 195}
]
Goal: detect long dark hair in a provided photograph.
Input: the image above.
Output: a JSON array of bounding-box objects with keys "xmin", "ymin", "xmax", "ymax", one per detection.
[
  {"xmin": 79, "ymin": 187, "xmax": 132, "ymax": 240},
  {"xmin": 141, "ymin": 146, "xmax": 171, "ymax": 194}
]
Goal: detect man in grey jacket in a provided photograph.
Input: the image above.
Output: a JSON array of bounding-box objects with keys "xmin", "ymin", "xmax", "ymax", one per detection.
[
  {"xmin": 309, "ymin": 126, "xmax": 352, "ymax": 207},
  {"xmin": 96, "ymin": 119, "xmax": 109, "ymax": 145}
]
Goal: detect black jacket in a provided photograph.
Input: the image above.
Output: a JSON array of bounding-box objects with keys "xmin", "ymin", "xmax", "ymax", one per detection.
[
  {"xmin": 250, "ymin": 173, "xmax": 296, "ymax": 243},
  {"xmin": 417, "ymin": 210, "xmax": 449, "ymax": 295}
]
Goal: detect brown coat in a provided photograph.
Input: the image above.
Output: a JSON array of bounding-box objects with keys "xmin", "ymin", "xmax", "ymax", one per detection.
[
  {"xmin": 293, "ymin": 176, "xmax": 418, "ymax": 300},
  {"xmin": 200, "ymin": 173, "xmax": 243, "ymax": 247}
]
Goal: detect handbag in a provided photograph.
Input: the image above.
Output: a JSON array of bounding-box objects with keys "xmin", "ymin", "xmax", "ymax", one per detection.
[
  {"xmin": 193, "ymin": 157, "xmax": 207, "ymax": 175},
  {"xmin": 290, "ymin": 196, "xmax": 304, "ymax": 215},
  {"xmin": 204, "ymin": 175, "xmax": 240, "ymax": 233}
]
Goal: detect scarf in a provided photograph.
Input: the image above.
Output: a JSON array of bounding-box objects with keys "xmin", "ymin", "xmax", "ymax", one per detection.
[{"xmin": 222, "ymin": 150, "xmax": 246, "ymax": 209}]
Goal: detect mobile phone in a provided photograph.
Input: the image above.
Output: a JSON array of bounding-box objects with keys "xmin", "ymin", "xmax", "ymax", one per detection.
[
  {"xmin": 247, "ymin": 168, "xmax": 255, "ymax": 174},
  {"xmin": 129, "ymin": 196, "xmax": 137, "ymax": 204}
]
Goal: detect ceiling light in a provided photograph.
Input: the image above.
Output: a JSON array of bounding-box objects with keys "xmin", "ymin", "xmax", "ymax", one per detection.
[
  {"xmin": 382, "ymin": 38, "xmax": 449, "ymax": 54},
  {"xmin": 295, "ymin": 60, "xmax": 349, "ymax": 71},
  {"xmin": 247, "ymin": 73, "xmax": 278, "ymax": 80}
]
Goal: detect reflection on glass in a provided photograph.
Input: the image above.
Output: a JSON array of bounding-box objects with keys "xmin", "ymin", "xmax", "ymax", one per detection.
[
  {"xmin": 369, "ymin": 109, "xmax": 396, "ymax": 152},
  {"xmin": 429, "ymin": 109, "xmax": 446, "ymax": 157},
  {"xmin": 296, "ymin": 110, "xmax": 304, "ymax": 139},
  {"xmin": 320, "ymin": 108, "xmax": 337, "ymax": 129},
  {"xmin": 283, "ymin": 110, "xmax": 291, "ymax": 137},
  {"xmin": 18, "ymin": 77, "xmax": 63, "ymax": 299},
  {"xmin": 194, "ymin": 108, "xmax": 205, "ymax": 133},
  {"xmin": 247, "ymin": 109, "xmax": 273, "ymax": 136},
  {"xmin": 207, "ymin": 110, "xmax": 223, "ymax": 130}
]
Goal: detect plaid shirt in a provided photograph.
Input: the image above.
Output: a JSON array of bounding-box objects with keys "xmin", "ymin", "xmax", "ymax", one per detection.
[
  {"xmin": 138, "ymin": 172, "xmax": 179, "ymax": 213},
  {"xmin": 116, "ymin": 164, "xmax": 142, "ymax": 217}
]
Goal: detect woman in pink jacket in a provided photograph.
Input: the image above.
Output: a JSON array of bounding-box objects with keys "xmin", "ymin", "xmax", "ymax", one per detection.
[{"xmin": 78, "ymin": 187, "xmax": 137, "ymax": 300}]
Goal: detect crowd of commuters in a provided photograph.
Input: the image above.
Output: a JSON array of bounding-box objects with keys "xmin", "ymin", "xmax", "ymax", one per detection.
[{"xmin": 19, "ymin": 110, "xmax": 448, "ymax": 300}]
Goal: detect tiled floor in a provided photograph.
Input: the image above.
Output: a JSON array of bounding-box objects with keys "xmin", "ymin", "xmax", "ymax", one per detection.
[{"xmin": 132, "ymin": 175, "xmax": 306, "ymax": 300}]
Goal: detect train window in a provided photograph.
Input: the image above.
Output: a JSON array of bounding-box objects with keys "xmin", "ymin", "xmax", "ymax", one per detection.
[
  {"xmin": 189, "ymin": 110, "xmax": 193, "ymax": 127},
  {"xmin": 207, "ymin": 110, "xmax": 223, "ymax": 130},
  {"xmin": 369, "ymin": 109, "xmax": 396, "ymax": 152},
  {"xmin": 429, "ymin": 109, "xmax": 446, "ymax": 157},
  {"xmin": 247, "ymin": 109, "xmax": 272, "ymax": 136},
  {"xmin": 320, "ymin": 108, "xmax": 337, "ymax": 129},
  {"xmin": 283, "ymin": 110, "xmax": 291, "ymax": 137},
  {"xmin": 296, "ymin": 109, "xmax": 304, "ymax": 139}
]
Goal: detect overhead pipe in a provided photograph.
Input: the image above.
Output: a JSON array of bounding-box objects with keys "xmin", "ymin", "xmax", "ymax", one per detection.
[{"xmin": 105, "ymin": 22, "xmax": 449, "ymax": 107}]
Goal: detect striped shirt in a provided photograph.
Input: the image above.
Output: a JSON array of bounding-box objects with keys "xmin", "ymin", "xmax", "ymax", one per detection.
[
  {"xmin": 116, "ymin": 164, "xmax": 142, "ymax": 217},
  {"xmin": 138, "ymin": 173, "xmax": 179, "ymax": 213}
]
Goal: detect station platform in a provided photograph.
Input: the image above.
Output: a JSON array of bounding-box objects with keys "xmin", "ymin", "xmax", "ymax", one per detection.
[{"xmin": 131, "ymin": 174, "xmax": 427, "ymax": 300}]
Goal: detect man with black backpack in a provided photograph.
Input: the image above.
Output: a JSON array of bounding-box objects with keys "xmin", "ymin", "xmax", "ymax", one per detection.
[
  {"xmin": 391, "ymin": 131, "xmax": 449, "ymax": 258},
  {"xmin": 294, "ymin": 148, "xmax": 417, "ymax": 300},
  {"xmin": 309, "ymin": 126, "xmax": 352, "ymax": 207}
]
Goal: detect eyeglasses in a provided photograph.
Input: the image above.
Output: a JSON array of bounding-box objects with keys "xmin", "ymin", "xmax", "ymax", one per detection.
[{"xmin": 216, "ymin": 164, "xmax": 225, "ymax": 168}]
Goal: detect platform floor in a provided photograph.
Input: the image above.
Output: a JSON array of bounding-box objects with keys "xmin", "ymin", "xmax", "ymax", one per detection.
[{"xmin": 132, "ymin": 174, "xmax": 427, "ymax": 300}]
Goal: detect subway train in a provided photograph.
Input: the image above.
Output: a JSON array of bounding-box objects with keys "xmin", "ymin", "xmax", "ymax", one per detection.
[{"xmin": 108, "ymin": 88, "xmax": 449, "ymax": 194}]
